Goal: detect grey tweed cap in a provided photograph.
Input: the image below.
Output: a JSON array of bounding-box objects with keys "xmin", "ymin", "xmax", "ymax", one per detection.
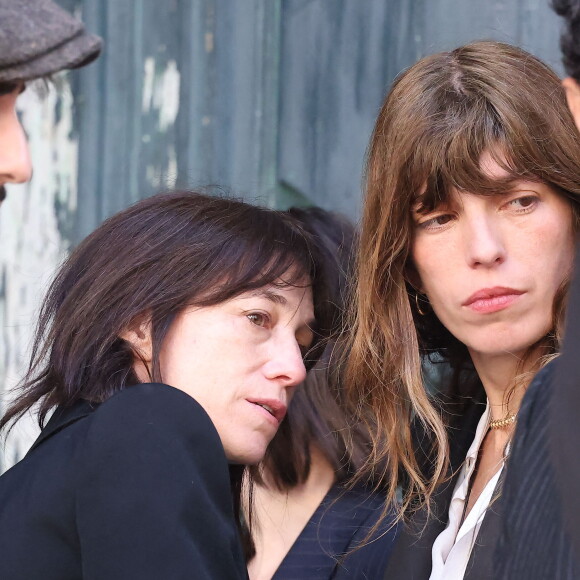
[{"xmin": 0, "ymin": 0, "xmax": 102, "ymax": 83}]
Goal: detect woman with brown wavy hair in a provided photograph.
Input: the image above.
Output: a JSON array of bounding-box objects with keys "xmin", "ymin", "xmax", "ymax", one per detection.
[{"xmin": 345, "ymin": 41, "xmax": 580, "ymax": 578}]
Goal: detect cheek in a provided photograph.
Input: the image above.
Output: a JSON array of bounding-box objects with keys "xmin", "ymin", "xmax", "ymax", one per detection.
[
  {"xmin": 532, "ymin": 214, "xmax": 575, "ymax": 289},
  {"xmin": 411, "ymin": 238, "xmax": 453, "ymax": 299}
]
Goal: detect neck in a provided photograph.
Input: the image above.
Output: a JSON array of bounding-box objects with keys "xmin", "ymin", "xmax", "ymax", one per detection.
[
  {"xmin": 469, "ymin": 347, "xmax": 540, "ymax": 421},
  {"xmin": 259, "ymin": 444, "xmax": 336, "ymax": 493},
  {"xmin": 248, "ymin": 446, "xmax": 335, "ymax": 580}
]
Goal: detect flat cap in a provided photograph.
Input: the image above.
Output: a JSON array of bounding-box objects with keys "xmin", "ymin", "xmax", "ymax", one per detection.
[{"xmin": 0, "ymin": 0, "xmax": 102, "ymax": 83}]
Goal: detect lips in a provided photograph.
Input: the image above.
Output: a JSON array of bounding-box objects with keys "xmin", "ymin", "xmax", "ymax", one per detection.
[
  {"xmin": 246, "ymin": 398, "xmax": 287, "ymax": 424},
  {"xmin": 463, "ymin": 286, "xmax": 525, "ymax": 314}
]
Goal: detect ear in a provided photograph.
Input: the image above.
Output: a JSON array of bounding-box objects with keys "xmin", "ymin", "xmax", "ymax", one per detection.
[
  {"xmin": 120, "ymin": 317, "xmax": 153, "ymax": 380},
  {"xmin": 562, "ymin": 77, "xmax": 580, "ymax": 132}
]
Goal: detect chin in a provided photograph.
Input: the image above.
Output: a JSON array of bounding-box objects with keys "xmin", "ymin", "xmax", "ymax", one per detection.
[
  {"xmin": 468, "ymin": 339, "xmax": 545, "ymax": 359},
  {"xmin": 225, "ymin": 442, "xmax": 268, "ymax": 465},
  {"xmin": 464, "ymin": 325, "xmax": 550, "ymax": 358}
]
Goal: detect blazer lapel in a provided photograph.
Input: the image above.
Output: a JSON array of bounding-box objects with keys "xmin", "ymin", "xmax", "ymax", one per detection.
[
  {"xmin": 462, "ymin": 469, "xmax": 506, "ymax": 580},
  {"xmin": 384, "ymin": 394, "xmax": 486, "ymax": 580},
  {"xmin": 384, "ymin": 462, "xmax": 464, "ymax": 579}
]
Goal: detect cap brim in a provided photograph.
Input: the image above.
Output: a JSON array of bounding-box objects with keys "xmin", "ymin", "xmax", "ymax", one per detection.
[{"xmin": 0, "ymin": 30, "xmax": 102, "ymax": 83}]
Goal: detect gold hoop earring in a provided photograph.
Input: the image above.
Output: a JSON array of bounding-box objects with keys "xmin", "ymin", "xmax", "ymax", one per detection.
[{"xmin": 415, "ymin": 292, "xmax": 428, "ymax": 316}]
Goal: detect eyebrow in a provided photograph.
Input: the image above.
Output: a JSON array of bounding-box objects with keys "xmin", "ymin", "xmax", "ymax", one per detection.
[{"xmin": 250, "ymin": 288, "xmax": 288, "ymax": 305}]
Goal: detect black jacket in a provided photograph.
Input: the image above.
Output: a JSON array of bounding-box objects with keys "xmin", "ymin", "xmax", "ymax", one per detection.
[
  {"xmin": 383, "ymin": 388, "xmax": 494, "ymax": 580},
  {"xmin": 0, "ymin": 383, "xmax": 247, "ymax": 580},
  {"xmin": 495, "ymin": 362, "xmax": 578, "ymax": 579}
]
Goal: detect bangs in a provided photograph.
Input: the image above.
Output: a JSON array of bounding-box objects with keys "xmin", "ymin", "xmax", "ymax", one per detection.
[
  {"xmin": 194, "ymin": 214, "xmax": 315, "ymax": 307},
  {"xmin": 214, "ymin": 245, "xmax": 312, "ymax": 299},
  {"xmin": 409, "ymin": 90, "xmax": 545, "ymax": 214}
]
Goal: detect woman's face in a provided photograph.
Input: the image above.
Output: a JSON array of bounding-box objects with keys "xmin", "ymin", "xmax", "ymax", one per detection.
[
  {"xmin": 133, "ymin": 280, "xmax": 315, "ymax": 465},
  {"xmin": 411, "ymin": 155, "xmax": 575, "ymax": 362}
]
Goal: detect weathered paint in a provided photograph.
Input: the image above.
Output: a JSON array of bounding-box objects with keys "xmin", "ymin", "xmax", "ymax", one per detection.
[
  {"xmin": 142, "ymin": 58, "xmax": 181, "ymax": 132},
  {"xmin": 0, "ymin": 0, "xmax": 569, "ymax": 471},
  {"xmin": 278, "ymin": 0, "xmax": 563, "ymax": 214},
  {"xmin": 0, "ymin": 79, "xmax": 78, "ymax": 470}
]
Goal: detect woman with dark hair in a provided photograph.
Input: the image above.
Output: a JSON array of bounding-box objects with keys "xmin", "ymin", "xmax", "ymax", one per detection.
[
  {"xmin": 247, "ymin": 207, "xmax": 398, "ymax": 580},
  {"xmin": 344, "ymin": 41, "xmax": 580, "ymax": 579},
  {"xmin": 0, "ymin": 191, "xmax": 335, "ymax": 580}
]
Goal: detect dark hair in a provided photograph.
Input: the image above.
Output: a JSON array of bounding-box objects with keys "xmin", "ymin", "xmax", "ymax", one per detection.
[
  {"xmin": 255, "ymin": 207, "xmax": 372, "ymax": 490},
  {"xmin": 553, "ymin": 0, "xmax": 580, "ymax": 82},
  {"xmin": 0, "ymin": 191, "xmax": 336, "ymax": 433}
]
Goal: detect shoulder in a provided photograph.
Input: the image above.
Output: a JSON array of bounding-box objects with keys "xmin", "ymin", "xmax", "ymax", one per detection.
[
  {"xmin": 330, "ymin": 485, "xmax": 399, "ymax": 578},
  {"xmin": 93, "ymin": 382, "xmax": 217, "ymax": 432},
  {"xmin": 90, "ymin": 383, "xmax": 221, "ymax": 448},
  {"xmin": 77, "ymin": 383, "xmax": 233, "ymax": 523},
  {"xmin": 82, "ymin": 383, "xmax": 228, "ymax": 487},
  {"xmin": 323, "ymin": 485, "xmax": 398, "ymax": 549},
  {"xmin": 74, "ymin": 385, "xmax": 245, "ymax": 578}
]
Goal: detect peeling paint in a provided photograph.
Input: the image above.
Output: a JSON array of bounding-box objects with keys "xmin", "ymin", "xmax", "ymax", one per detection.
[
  {"xmin": 142, "ymin": 57, "xmax": 156, "ymax": 114},
  {"xmin": 165, "ymin": 145, "xmax": 178, "ymax": 188},
  {"xmin": 0, "ymin": 78, "xmax": 78, "ymax": 470},
  {"xmin": 142, "ymin": 58, "xmax": 181, "ymax": 133},
  {"xmin": 146, "ymin": 164, "xmax": 161, "ymax": 189},
  {"xmin": 156, "ymin": 60, "xmax": 181, "ymax": 132}
]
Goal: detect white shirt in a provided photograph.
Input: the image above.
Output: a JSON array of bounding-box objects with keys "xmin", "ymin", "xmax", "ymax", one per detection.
[{"xmin": 429, "ymin": 402, "xmax": 504, "ymax": 580}]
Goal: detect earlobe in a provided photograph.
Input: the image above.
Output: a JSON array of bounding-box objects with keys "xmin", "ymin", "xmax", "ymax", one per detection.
[{"xmin": 562, "ymin": 77, "xmax": 580, "ymax": 132}]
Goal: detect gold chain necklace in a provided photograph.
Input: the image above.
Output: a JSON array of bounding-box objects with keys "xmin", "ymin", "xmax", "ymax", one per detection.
[{"xmin": 489, "ymin": 413, "xmax": 517, "ymax": 430}]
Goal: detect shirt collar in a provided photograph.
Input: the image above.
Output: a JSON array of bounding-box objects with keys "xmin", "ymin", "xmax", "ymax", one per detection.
[{"xmin": 464, "ymin": 400, "xmax": 491, "ymax": 469}]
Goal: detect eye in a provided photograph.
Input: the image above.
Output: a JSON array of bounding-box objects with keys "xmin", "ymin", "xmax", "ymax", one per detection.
[
  {"xmin": 417, "ymin": 213, "xmax": 454, "ymax": 230},
  {"xmin": 505, "ymin": 195, "xmax": 538, "ymax": 212},
  {"xmin": 246, "ymin": 311, "xmax": 270, "ymax": 328},
  {"xmin": 0, "ymin": 82, "xmax": 22, "ymax": 96}
]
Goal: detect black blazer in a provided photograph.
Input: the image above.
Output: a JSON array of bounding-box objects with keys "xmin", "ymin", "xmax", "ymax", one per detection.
[
  {"xmin": 383, "ymin": 390, "xmax": 494, "ymax": 580},
  {"xmin": 494, "ymin": 362, "xmax": 579, "ymax": 579},
  {"xmin": 0, "ymin": 383, "xmax": 247, "ymax": 580}
]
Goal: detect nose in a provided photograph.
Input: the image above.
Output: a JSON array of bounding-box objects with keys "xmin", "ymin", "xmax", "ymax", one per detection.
[
  {"xmin": 464, "ymin": 212, "xmax": 506, "ymax": 268},
  {"xmin": 263, "ymin": 336, "xmax": 308, "ymax": 388},
  {"xmin": 0, "ymin": 107, "xmax": 32, "ymax": 185}
]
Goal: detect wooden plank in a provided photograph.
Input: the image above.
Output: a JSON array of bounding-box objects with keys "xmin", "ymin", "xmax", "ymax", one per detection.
[
  {"xmin": 278, "ymin": 0, "xmax": 392, "ymax": 214},
  {"xmin": 0, "ymin": 0, "xmax": 570, "ymax": 470},
  {"xmin": 0, "ymin": 81, "xmax": 79, "ymax": 469},
  {"xmin": 278, "ymin": 0, "xmax": 563, "ymax": 215}
]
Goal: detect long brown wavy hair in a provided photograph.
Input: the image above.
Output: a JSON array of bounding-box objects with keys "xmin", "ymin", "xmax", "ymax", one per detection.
[{"xmin": 345, "ymin": 41, "xmax": 580, "ymax": 522}]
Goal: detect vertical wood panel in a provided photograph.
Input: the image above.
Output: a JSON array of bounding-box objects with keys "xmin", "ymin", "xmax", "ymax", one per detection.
[
  {"xmin": 278, "ymin": 0, "xmax": 393, "ymax": 214},
  {"xmin": 278, "ymin": 0, "xmax": 563, "ymax": 213},
  {"xmin": 0, "ymin": 83, "xmax": 79, "ymax": 469},
  {"xmin": 0, "ymin": 0, "xmax": 569, "ymax": 469}
]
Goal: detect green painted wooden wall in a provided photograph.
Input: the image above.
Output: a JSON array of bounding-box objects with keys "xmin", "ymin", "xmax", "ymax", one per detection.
[{"xmin": 0, "ymin": 0, "xmax": 566, "ymax": 467}]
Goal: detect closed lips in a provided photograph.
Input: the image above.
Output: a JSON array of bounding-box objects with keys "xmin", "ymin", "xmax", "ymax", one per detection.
[{"xmin": 463, "ymin": 287, "xmax": 524, "ymax": 306}]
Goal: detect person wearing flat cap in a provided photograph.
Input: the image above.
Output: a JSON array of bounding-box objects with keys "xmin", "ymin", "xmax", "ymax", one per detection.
[{"xmin": 0, "ymin": 0, "xmax": 101, "ymax": 207}]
